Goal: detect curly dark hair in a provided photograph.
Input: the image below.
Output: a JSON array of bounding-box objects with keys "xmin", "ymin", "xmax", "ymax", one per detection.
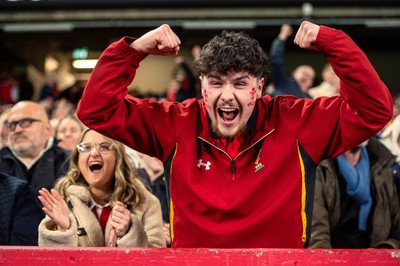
[{"xmin": 194, "ymin": 30, "xmax": 270, "ymax": 82}]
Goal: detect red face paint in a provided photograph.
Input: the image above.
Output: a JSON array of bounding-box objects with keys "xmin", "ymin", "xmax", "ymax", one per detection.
[
  {"xmin": 246, "ymin": 87, "xmax": 257, "ymax": 106},
  {"xmin": 250, "ymin": 87, "xmax": 256, "ymax": 100},
  {"xmin": 203, "ymin": 89, "xmax": 208, "ymax": 101}
]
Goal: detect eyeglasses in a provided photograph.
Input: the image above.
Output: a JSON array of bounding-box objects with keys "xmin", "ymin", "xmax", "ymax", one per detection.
[
  {"xmin": 76, "ymin": 142, "xmax": 114, "ymax": 153},
  {"xmin": 5, "ymin": 118, "xmax": 42, "ymax": 132}
]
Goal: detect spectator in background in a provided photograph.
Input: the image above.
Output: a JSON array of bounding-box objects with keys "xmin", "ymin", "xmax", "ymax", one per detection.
[
  {"xmin": 392, "ymin": 93, "xmax": 400, "ymax": 118},
  {"xmin": 0, "ymin": 101, "xmax": 70, "ymax": 204},
  {"xmin": 310, "ymin": 138, "xmax": 400, "ymax": 248},
  {"xmin": 136, "ymin": 151, "xmax": 171, "ymax": 246},
  {"xmin": 59, "ymin": 81, "xmax": 84, "ymax": 106},
  {"xmin": 0, "ymin": 171, "xmax": 43, "ymax": 245},
  {"xmin": 380, "ymin": 114, "xmax": 400, "ymax": 162},
  {"xmin": 269, "ymin": 24, "xmax": 315, "ymax": 98},
  {"xmin": 55, "ymin": 113, "xmax": 85, "ymax": 151},
  {"xmin": 39, "ymin": 76, "xmax": 59, "ymax": 103},
  {"xmin": 38, "ymin": 129, "xmax": 165, "ymax": 247},
  {"xmin": 167, "ymin": 56, "xmax": 197, "ymax": 102},
  {"xmin": 167, "ymin": 45, "xmax": 201, "ymax": 102},
  {"xmin": 17, "ymin": 73, "xmax": 34, "ymax": 101},
  {"xmin": 0, "ymin": 107, "xmax": 11, "ymax": 148},
  {"xmin": 38, "ymin": 76, "xmax": 60, "ymax": 118},
  {"xmin": 123, "ymin": 146, "xmax": 171, "ymax": 246},
  {"xmin": 166, "ymin": 76, "xmax": 181, "ymax": 102},
  {"xmin": 308, "ymin": 63, "xmax": 340, "ymax": 99},
  {"xmin": 47, "ymin": 98, "xmax": 75, "ymax": 134},
  {"xmin": 0, "ymin": 75, "xmax": 19, "ymax": 104}
]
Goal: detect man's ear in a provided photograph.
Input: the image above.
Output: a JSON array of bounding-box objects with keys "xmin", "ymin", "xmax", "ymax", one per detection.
[{"xmin": 199, "ymin": 76, "xmax": 205, "ymax": 95}]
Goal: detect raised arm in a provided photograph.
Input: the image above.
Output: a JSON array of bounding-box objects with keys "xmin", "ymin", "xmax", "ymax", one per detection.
[
  {"xmin": 286, "ymin": 21, "xmax": 393, "ymax": 160},
  {"xmin": 269, "ymin": 24, "xmax": 293, "ymax": 93},
  {"xmin": 130, "ymin": 24, "xmax": 181, "ymax": 56},
  {"xmin": 76, "ymin": 25, "xmax": 186, "ymax": 158}
]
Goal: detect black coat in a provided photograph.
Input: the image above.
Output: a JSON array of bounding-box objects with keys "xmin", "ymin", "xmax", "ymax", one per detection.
[
  {"xmin": 0, "ymin": 172, "xmax": 44, "ymax": 245},
  {"xmin": 0, "ymin": 139, "xmax": 70, "ymax": 205}
]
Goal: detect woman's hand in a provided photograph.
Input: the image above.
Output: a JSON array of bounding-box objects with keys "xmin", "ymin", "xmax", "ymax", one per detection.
[
  {"xmin": 163, "ymin": 223, "xmax": 171, "ymax": 246},
  {"xmin": 38, "ymin": 188, "xmax": 70, "ymax": 231},
  {"xmin": 110, "ymin": 201, "xmax": 132, "ymax": 237}
]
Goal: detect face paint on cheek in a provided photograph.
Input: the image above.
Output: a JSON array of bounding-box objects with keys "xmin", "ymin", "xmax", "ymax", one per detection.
[
  {"xmin": 202, "ymin": 89, "xmax": 212, "ymax": 110},
  {"xmin": 247, "ymin": 87, "xmax": 257, "ymax": 107},
  {"xmin": 203, "ymin": 89, "xmax": 208, "ymax": 101},
  {"xmin": 250, "ymin": 87, "xmax": 256, "ymax": 100}
]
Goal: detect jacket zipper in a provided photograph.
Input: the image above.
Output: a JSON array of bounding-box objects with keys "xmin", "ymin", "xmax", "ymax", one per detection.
[{"xmin": 198, "ymin": 128, "xmax": 275, "ymax": 181}]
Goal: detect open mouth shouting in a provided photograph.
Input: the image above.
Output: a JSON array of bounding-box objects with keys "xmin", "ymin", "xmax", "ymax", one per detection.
[
  {"xmin": 217, "ymin": 106, "xmax": 240, "ymax": 124},
  {"xmin": 89, "ymin": 161, "xmax": 103, "ymax": 172}
]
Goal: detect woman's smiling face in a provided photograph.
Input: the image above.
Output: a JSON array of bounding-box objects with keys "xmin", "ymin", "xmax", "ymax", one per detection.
[
  {"xmin": 78, "ymin": 130, "xmax": 116, "ymax": 193},
  {"xmin": 201, "ymin": 71, "xmax": 263, "ymax": 138}
]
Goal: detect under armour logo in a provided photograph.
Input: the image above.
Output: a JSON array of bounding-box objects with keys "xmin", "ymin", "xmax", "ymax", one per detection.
[{"xmin": 197, "ymin": 159, "xmax": 211, "ymax": 170}]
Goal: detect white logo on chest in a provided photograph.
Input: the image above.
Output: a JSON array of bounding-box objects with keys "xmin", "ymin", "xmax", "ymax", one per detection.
[{"xmin": 197, "ymin": 159, "xmax": 211, "ymax": 170}]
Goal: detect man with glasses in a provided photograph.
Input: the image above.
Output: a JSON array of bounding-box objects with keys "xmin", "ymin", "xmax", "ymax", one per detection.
[{"xmin": 0, "ymin": 101, "xmax": 70, "ymax": 207}]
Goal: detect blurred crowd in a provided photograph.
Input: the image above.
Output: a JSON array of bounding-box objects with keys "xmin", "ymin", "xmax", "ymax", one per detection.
[{"xmin": 0, "ymin": 23, "xmax": 399, "ymax": 249}]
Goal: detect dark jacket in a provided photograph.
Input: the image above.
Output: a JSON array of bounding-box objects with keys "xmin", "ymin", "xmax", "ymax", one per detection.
[
  {"xmin": 269, "ymin": 38, "xmax": 312, "ymax": 98},
  {"xmin": 139, "ymin": 168, "xmax": 169, "ymax": 223},
  {"xmin": 0, "ymin": 138, "xmax": 70, "ymax": 203},
  {"xmin": 0, "ymin": 172, "xmax": 44, "ymax": 245},
  {"xmin": 310, "ymin": 138, "xmax": 400, "ymax": 248}
]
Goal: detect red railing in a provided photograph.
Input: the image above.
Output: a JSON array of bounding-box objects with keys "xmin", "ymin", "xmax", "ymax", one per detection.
[{"xmin": 1, "ymin": 247, "xmax": 400, "ymax": 265}]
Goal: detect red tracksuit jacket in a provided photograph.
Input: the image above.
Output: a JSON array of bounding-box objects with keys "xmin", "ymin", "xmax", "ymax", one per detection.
[{"xmin": 77, "ymin": 25, "xmax": 392, "ymax": 248}]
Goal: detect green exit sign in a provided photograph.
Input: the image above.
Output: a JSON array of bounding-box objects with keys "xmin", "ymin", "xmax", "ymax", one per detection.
[{"xmin": 72, "ymin": 47, "xmax": 88, "ymax": 59}]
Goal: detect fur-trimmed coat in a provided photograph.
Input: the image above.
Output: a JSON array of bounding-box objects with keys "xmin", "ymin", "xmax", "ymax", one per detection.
[{"xmin": 38, "ymin": 184, "xmax": 166, "ymax": 247}]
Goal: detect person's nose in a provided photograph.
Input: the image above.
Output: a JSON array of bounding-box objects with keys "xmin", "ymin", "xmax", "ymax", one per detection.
[
  {"xmin": 89, "ymin": 145, "xmax": 100, "ymax": 156},
  {"xmin": 220, "ymin": 85, "xmax": 235, "ymax": 102},
  {"xmin": 13, "ymin": 123, "xmax": 24, "ymax": 133},
  {"xmin": 64, "ymin": 130, "xmax": 72, "ymax": 137}
]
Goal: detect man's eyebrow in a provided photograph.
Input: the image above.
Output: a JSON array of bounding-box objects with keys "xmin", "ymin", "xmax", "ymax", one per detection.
[
  {"xmin": 207, "ymin": 74, "xmax": 220, "ymax": 79},
  {"xmin": 234, "ymin": 75, "xmax": 250, "ymax": 81},
  {"xmin": 206, "ymin": 73, "xmax": 250, "ymax": 80}
]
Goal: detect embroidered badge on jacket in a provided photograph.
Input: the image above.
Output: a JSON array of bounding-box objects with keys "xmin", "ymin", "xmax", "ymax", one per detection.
[{"xmin": 254, "ymin": 149, "xmax": 265, "ymax": 172}]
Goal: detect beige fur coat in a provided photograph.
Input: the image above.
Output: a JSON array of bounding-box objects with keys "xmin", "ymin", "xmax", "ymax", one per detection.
[{"xmin": 38, "ymin": 183, "xmax": 166, "ymax": 247}]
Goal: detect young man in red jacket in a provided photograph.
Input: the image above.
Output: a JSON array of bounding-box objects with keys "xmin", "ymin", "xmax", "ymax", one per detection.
[{"xmin": 77, "ymin": 21, "xmax": 393, "ymax": 248}]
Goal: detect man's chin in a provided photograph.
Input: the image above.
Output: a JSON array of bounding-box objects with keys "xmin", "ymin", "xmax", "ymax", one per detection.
[
  {"xmin": 213, "ymin": 123, "xmax": 247, "ymax": 139},
  {"xmin": 11, "ymin": 146, "xmax": 30, "ymax": 155}
]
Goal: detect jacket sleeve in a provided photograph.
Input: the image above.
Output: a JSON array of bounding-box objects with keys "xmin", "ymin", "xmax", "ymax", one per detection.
[
  {"xmin": 388, "ymin": 174, "xmax": 400, "ymax": 241},
  {"xmin": 10, "ymin": 183, "xmax": 44, "ymax": 246},
  {"xmin": 309, "ymin": 164, "xmax": 333, "ymax": 248},
  {"xmin": 320, "ymin": 26, "xmax": 392, "ymax": 156},
  {"xmin": 38, "ymin": 213, "xmax": 78, "ymax": 246},
  {"xmin": 115, "ymin": 194, "xmax": 166, "ymax": 247},
  {"xmin": 278, "ymin": 25, "xmax": 393, "ymax": 163},
  {"xmin": 76, "ymin": 37, "xmax": 195, "ymax": 160}
]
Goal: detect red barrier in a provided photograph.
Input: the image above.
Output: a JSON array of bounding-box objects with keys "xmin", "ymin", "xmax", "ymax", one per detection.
[{"xmin": 0, "ymin": 246, "xmax": 399, "ymax": 265}]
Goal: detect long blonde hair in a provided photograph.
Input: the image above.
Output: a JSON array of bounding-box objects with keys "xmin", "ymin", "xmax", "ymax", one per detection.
[{"xmin": 55, "ymin": 128, "xmax": 144, "ymax": 208}]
